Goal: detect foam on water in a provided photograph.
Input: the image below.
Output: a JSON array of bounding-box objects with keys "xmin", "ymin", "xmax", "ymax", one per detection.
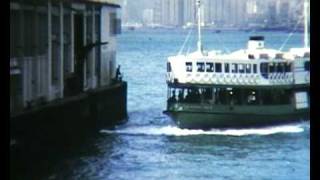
[{"xmin": 100, "ymin": 124, "xmax": 305, "ymax": 137}]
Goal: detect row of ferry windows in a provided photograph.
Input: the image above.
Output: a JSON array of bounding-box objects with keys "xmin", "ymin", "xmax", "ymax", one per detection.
[
  {"xmin": 186, "ymin": 62, "xmax": 258, "ymax": 74},
  {"xmin": 184, "ymin": 62, "xmax": 300, "ymax": 74},
  {"xmin": 260, "ymin": 62, "xmax": 292, "ymax": 74}
]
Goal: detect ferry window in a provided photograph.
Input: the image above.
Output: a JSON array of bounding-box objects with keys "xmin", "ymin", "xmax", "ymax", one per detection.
[
  {"xmin": 206, "ymin": 62, "xmax": 214, "ymax": 72},
  {"xmin": 246, "ymin": 64, "xmax": 251, "ymax": 73},
  {"xmin": 231, "ymin": 63, "xmax": 238, "ymax": 73},
  {"xmin": 260, "ymin": 63, "xmax": 268, "ymax": 78},
  {"xmin": 285, "ymin": 63, "xmax": 291, "ymax": 72},
  {"xmin": 239, "ymin": 64, "xmax": 245, "ymax": 74},
  {"xmin": 248, "ymin": 54, "xmax": 255, "ymax": 59},
  {"xmin": 269, "ymin": 63, "xmax": 275, "ymax": 73},
  {"xmin": 260, "ymin": 54, "xmax": 269, "ymax": 59},
  {"xmin": 215, "ymin": 63, "xmax": 222, "ymax": 72},
  {"xmin": 186, "ymin": 62, "xmax": 192, "ymax": 72},
  {"xmin": 167, "ymin": 62, "xmax": 172, "ymax": 72},
  {"xmin": 197, "ymin": 62, "xmax": 205, "ymax": 72},
  {"xmin": 304, "ymin": 61, "xmax": 310, "ymax": 71},
  {"xmin": 277, "ymin": 63, "xmax": 284, "ymax": 73},
  {"xmin": 253, "ymin": 64, "xmax": 257, "ymax": 73},
  {"xmin": 275, "ymin": 53, "xmax": 283, "ymax": 59},
  {"xmin": 224, "ymin": 63, "xmax": 230, "ymax": 73}
]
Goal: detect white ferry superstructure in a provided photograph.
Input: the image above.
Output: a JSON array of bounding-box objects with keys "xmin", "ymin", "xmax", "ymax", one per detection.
[{"xmin": 164, "ymin": 0, "xmax": 309, "ymax": 129}]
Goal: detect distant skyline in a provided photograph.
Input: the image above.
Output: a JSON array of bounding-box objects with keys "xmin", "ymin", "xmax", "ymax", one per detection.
[{"xmin": 119, "ymin": 0, "xmax": 309, "ymax": 29}]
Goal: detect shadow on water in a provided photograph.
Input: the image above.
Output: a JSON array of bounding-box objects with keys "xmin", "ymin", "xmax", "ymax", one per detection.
[
  {"xmin": 10, "ymin": 132, "xmax": 120, "ymax": 180},
  {"xmin": 124, "ymin": 108, "xmax": 174, "ymax": 126}
]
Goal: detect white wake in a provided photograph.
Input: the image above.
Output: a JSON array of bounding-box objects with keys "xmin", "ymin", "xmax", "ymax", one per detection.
[{"xmin": 100, "ymin": 124, "xmax": 305, "ymax": 137}]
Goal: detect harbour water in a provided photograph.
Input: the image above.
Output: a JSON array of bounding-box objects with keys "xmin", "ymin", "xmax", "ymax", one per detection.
[{"xmin": 16, "ymin": 29, "xmax": 310, "ymax": 180}]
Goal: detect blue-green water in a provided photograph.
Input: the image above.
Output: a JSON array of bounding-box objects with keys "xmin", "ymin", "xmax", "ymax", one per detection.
[{"xmin": 50, "ymin": 29, "xmax": 309, "ymax": 180}]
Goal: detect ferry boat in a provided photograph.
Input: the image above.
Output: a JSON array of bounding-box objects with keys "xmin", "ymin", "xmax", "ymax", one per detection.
[{"xmin": 164, "ymin": 0, "xmax": 310, "ymax": 129}]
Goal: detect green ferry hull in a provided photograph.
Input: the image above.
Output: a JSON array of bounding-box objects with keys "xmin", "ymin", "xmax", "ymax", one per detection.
[
  {"xmin": 167, "ymin": 111, "xmax": 308, "ymax": 129},
  {"xmin": 165, "ymin": 82, "xmax": 309, "ymax": 129},
  {"xmin": 165, "ymin": 104, "xmax": 309, "ymax": 129}
]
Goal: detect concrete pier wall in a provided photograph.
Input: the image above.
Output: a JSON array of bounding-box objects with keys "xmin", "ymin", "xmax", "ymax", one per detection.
[{"xmin": 10, "ymin": 81, "xmax": 127, "ymax": 146}]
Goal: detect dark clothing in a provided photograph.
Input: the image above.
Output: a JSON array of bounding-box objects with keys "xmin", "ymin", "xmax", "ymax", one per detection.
[{"xmin": 115, "ymin": 66, "xmax": 122, "ymax": 81}]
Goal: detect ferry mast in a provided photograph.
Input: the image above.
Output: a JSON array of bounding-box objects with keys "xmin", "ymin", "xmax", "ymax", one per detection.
[
  {"xmin": 304, "ymin": 0, "xmax": 309, "ymax": 48},
  {"xmin": 196, "ymin": 0, "xmax": 203, "ymax": 53}
]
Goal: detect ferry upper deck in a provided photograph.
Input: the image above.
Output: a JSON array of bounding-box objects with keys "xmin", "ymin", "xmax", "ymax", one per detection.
[{"xmin": 167, "ymin": 37, "xmax": 310, "ymax": 87}]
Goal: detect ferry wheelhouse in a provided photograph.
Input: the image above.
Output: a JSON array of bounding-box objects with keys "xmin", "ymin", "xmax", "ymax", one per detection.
[{"xmin": 164, "ymin": 0, "xmax": 310, "ymax": 129}]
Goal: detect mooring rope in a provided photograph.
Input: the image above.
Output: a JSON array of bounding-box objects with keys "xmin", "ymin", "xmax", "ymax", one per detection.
[
  {"xmin": 178, "ymin": 28, "xmax": 193, "ymax": 55},
  {"xmin": 279, "ymin": 1, "xmax": 305, "ymax": 51}
]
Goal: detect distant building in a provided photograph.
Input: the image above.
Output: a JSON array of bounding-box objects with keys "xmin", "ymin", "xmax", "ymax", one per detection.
[
  {"xmin": 153, "ymin": 0, "xmax": 162, "ymax": 25},
  {"xmin": 278, "ymin": 0, "xmax": 290, "ymax": 26},
  {"xmin": 123, "ymin": 0, "xmax": 307, "ymax": 29},
  {"xmin": 267, "ymin": 0, "xmax": 277, "ymax": 26},
  {"xmin": 184, "ymin": 0, "xmax": 196, "ymax": 25},
  {"xmin": 142, "ymin": 9, "xmax": 154, "ymax": 26},
  {"xmin": 246, "ymin": 0, "xmax": 268, "ymax": 28},
  {"xmin": 161, "ymin": 0, "xmax": 170, "ymax": 25},
  {"xmin": 122, "ymin": 0, "xmax": 129, "ymax": 24},
  {"xmin": 168, "ymin": 0, "xmax": 184, "ymax": 26},
  {"xmin": 177, "ymin": 0, "xmax": 184, "ymax": 26}
]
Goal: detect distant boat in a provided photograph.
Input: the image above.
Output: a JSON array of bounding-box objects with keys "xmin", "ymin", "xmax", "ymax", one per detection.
[
  {"xmin": 122, "ymin": 22, "xmax": 143, "ymax": 31},
  {"xmin": 164, "ymin": 0, "xmax": 309, "ymax": 129}
]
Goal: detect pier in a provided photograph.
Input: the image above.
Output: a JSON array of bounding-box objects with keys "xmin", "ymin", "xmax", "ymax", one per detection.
[{"xmin": 10, "ymin": 0, "xmax": 126, "ymax": 146}]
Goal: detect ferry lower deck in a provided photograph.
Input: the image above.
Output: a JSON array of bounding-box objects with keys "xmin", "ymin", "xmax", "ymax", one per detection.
[{"xmin": 165, "ymin": 84, "xmax": 309, "ymax": 129}]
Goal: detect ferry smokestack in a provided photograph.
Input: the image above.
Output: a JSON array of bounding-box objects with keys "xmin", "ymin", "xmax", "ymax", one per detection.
[{"xmin": 248, "ymin": 36, "xmax": 264, "ymax": 50}]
